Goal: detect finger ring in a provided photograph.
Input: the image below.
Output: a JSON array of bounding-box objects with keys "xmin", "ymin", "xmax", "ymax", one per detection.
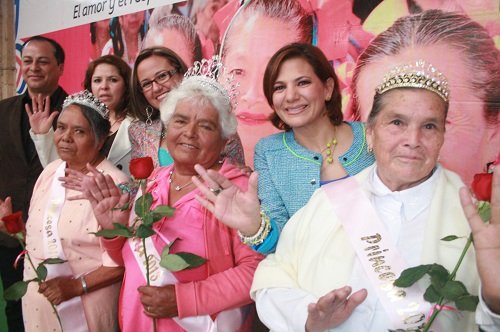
[{"xmin": 209, "ymin": 187, "xmax": 222, "ymax": 195}]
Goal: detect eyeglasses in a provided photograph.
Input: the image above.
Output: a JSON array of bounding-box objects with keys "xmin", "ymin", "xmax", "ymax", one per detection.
[{"xmin": 139, "ymin": 69, "xmax": 178, "ymax": 91}]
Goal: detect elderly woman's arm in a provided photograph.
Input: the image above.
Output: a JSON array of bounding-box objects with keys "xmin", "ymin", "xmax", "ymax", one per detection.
[
  {"xmin": 38, "ymin": 266, "xmax": 124, "ymax": 305},
  {"xmin": 460, "ymin": 167, "xmax": 500, "ymax": 314}
]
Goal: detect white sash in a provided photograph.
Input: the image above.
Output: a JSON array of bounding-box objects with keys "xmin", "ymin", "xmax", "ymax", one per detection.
[
  {"xmin": 128, "ymin": 188, "xmax": 246, "ymax": 331},
  {"xmin": 42, "ymin": 162, "xmax": 89, "ymax": 332},
  {"xmin": 323, "ymin": 177, "xmax": 430, "ymax": 330}
]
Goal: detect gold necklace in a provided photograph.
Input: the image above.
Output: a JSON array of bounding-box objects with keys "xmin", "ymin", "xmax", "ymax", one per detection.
[{"xmin": 169, "ymin": 170, "xmax": 199, "ymax": 191}]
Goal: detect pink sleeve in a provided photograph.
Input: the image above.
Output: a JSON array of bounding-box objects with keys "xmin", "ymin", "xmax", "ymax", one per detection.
[
  {"xmin": 175, "ymin": 227, "xmax": 264, "ymax": 318},
  {"xmin": 100, "ymin": 236, "xmax": 126, "ymax": 266}
]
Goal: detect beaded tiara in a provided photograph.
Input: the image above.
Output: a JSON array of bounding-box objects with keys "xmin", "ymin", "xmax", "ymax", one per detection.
[
  {"xmin": 62, "ymin": 90, "xmax": 109, "ymax": 119},
  {"xmin": 182, "ymin": 56, "xmax": 239, "ymax": 109},
  {"xmin": 376, "ymin": 60, "xmax": 449, "ymax": 102}
]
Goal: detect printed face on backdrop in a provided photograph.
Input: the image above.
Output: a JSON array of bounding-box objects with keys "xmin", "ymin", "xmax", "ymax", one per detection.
[
  {"xmin": 119, "ymin": 11, "xmax": 145, "ymax": 35},
  {"xmin": 21, "ymin": 40, "xmax": 64, "ymax": 96},
  {"xmin": 137, "ymin": 55, "xmax": 183, "ymax": 110},
  {"xmin": 366, "ymin": 88, "xmax": 446, "ymax": 191},
  {"xmin": 143, "ymin": 28, "xmax": 194, "ymax": 67},
  {"xmin": 91, "ymin": 63, "xmax": 126, "ymax": 112},
  {"xmin": 355, "ymin": 44, "xmax": 500, "ymax": 186},
  {"xmin": 223, "ymin": 15, "xmax": 301, "ymax": 166}
]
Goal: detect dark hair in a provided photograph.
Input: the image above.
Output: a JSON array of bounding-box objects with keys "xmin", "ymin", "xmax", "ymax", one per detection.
[
  {"xmin": 83, "ymin": 55, "xmax": 131, "ymax": 118},
  {"xmin": 263, "ymin": 43, "xmax": 342, "ymax": 130},
  {"xmin": 129, "ymin": 46, "xmax": 188, "ymax": 122},
  {"xmin": 351, "ymin": 10, "xmax": 499, "ymax": 125},
  {"xmin": 22, "ymin": 36, "xmax": 65, "ymax": 64},
  {"xmin": 110, "ymin": 14, "xmax": 146, "ymax": 58},
  {"xmin": 367, "ymin": 88, "xmax": 449, "ymax": 130},
  {"xmin": 60, "ymin": 104, "xmax": 111, "ymax": 147}
]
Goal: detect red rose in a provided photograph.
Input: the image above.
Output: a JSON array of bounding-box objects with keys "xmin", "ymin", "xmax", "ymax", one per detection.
[
  {"xmin": 1, "ymin": 211, "xmax": 25, "ymax": 234},
  {"xmin": 471, "ymin": 173, "xmax": 493, "ymax": 202},
  {"xmin": 129, "ymin": 157, "xmax": 154, "ymax": 180}
]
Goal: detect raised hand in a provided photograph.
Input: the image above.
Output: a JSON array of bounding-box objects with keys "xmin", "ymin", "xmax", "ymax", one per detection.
[
  {"xmin": 60, "ymin": 163, "xmax": 130, "ymax": 229},
  {"xmin": 305, "ymin": 286, "xmax": 367, "ymax": 332},
  {"xmin": 25, "ymin": 94, "xmax": 59, "ymax": 134},
  {"xmin": 460, "ymin": 167, "xmax": 500, "ymax": 313},
  {"xmin": 192, "ymin": 164, "xmax": 262, "ymax": 236}
]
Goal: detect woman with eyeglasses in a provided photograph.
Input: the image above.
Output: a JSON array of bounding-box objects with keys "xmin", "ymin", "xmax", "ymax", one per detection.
[{"xmin": 129, "ymin": 46, "xmax": 245, "ymax": 168}]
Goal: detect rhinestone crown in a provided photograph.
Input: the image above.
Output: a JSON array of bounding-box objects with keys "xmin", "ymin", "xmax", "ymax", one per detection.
[{"xmin": 62, "ymin": 90, "xmax": 109, "ymax": 119}]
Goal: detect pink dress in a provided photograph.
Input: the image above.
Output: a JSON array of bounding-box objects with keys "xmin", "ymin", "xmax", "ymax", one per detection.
[
  {"xmin": 22, "ymin": 159, "xmax": 128, "ymax": 332},
  {"xmin": 103, "ymin": 161, "xmax": 264, "ymax": 331}
]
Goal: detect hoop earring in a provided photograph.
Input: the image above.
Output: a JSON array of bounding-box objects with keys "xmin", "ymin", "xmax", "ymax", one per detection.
[{"xmin": 145, "ymin": 106, "xmax": 153, "ymax": 126}]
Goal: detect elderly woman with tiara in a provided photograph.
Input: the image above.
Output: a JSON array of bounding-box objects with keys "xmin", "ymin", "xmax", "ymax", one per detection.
[
  {"xmin": 0, "ymin": 90, "xmax": 128, "ymax": 331},
  {"xmin": 66, "ymin": 58, "xmax": 264, "ymax": 331},
  {"xmin": 249, "ymin": 61, "xmax": 500, "ymax": 331}
]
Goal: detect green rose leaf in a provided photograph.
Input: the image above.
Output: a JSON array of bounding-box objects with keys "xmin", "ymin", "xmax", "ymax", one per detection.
[
  {"xmin": 93, "ymin": 224, "xmax": 133, "ymax": 238},
  {"xmin": 160, "ymin": 254, "xmax": 191, "ymax": 272},
  {"xmin": 175, "ymin": 252, "xmax": 207, "ymax": 269},
  {"xmin": 441, "ymin": 235, "xmax": 460, "ymax": 241},
  {"xmin": 160, "ymin": 252, "xmax": 207, "ymax": 272},
  {"xmin": 4, "ymin": 281, "xmax": 29, "ymax": 301},
  {"xmin": 37, "ymin": 264, "xmax": 47, "ymax": 280},
  {"xmin": 152, "ymin": 205, "xmax": 175, "ymax": 218},
  {"xmin": 142, "ymin": 213, "xmax": 154, "ymax": 227},
  {"xmin": 423, "ymin": 284, "xmax": 441, "ymax": 303},
  {"xmin": 455, "ymin": 295, "xmax": 479, "ymax": 311},
  {"xmin": 394, "ymin": 265, "xmax": 431, "ymax": 288},
  {"xmin": 135, "ymin": 192, "xmax": 153, "ymax": 217},
  {"xmin": 136, "ymin": 224, "xmax": 155, "ymax": 238},
  {"xmin": 478, "ymin": 201, "xmax": 491, "ymax": 223},
  {"xmin": 441, "ymin": 280, "xmax": 468, "ymax": 301},
  {"xmin": 42, "ymin": 258, "xmax": 66, "ymax": 265},
  {"xmin": 428, "ymin": 264, "xmax": 449, "ymax": 289}
]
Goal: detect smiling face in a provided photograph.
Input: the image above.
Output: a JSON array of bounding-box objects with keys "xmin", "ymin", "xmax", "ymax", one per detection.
[
  {"xmin": 143, "ymin": 28, "xmax": 194, "ymax": 67},
  {"xmin": 223, "ymin": 15, "xmax": 300, "ymax": 165},
  {"xmin": 54, "ymin": 105, "xmax": 102, "ymax": 170},
  {"xmin": 165, "ymin": 99, "xmax": 226, "ymax": 171},
  {"xmin": 21, "ymin": 40, "xmax": 64, "ymax": 96},
  {"xmin": 137, "ymin": 55, "xmax": 182, "ymax": 110},
  {"xmin": 119, "ymin": 11, "xmax": 144, "ymax": 35},
  {"xmin": 91, "ymin": 63, "xmax": 126, "ymax": 112},
  {"xmin": 355, "ymin": 44, "xmax": 499, "ymax": 185},
  {"xmin": 271, "ymin": 57, "xmax": 333, "ymax": 131},
  {"xmin": 366, "ymin": 88, "xmax": 446, "ymax": 191}
]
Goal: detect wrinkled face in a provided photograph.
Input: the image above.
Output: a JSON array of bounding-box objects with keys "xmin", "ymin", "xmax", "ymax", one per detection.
[
  {"xmin": 143, "ymin": 28, "xmax": 194, "ymax": 67},
  {"xmin": 137, "ymin": 55, "xmax": 182, "ymax": 110},
  {"xmin": 223, "ymin": 15, "xmax": 300, "ymax": 166},
  {"xmin": 355, "ymin": 44, "xmax": 499, "ymax": 185},
  {"xmin": 272, "ymin": 58, "xmax": 333, "ymax": 131},
  {"xmin": 367, "ymin": 89, "xmax": 446, "ymax": 191},
  {"xmin": 54, "ymin": 105, "xmax": 101, "ymax": 168},
  {"xmin": 91, "ymin": 63, "xmax": 126, "ymax": 112},
  {"xmin": 166, "ymin": 99, "xmax": 226, "ymax": 170},
  {"xmin": 21, "ymin": 40, "xmax": 64, "ymax": 96}
]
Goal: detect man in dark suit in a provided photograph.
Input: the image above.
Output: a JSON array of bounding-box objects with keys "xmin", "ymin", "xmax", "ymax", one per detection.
[{"xmin": 0, "ymin": 36, "xmax": 67, "ymax": 332}]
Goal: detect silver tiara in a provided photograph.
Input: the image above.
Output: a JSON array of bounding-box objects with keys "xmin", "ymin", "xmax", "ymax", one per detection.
[
  {"xmin": 62, "ymin": 90, "xmax": 109, "ymax": 119},
  {"xmin": 182, "ymin": 56, "xmax": 239, "ymax": 109},
  {"xmin": 376, "ymin": 60, "xmax": 449, "ymax": 102}
]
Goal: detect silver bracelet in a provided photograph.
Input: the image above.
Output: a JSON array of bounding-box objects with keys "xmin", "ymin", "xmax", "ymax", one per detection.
[{"xmin": 80, "ymin": 276, "xmax": 88, "ymax": 295}]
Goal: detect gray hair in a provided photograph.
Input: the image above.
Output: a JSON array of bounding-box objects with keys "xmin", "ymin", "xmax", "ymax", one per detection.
[
  {"xmin": 144, "ymin": 14, "xmax": 202, "ymax": 64},
  {"xmin": 351, "ymin": 9, "xmax": 499, "ymax": 125},
  {"xmin": 59, "ymin": 104, "xmax": 110, "ymax": 147},
  {"xmin": 221, "ymin": 0, "xmax": 312, "ymax": 58},
  {"xmin": 160, "ymin": 78, "xmax": 237, "ymax": 139}
]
